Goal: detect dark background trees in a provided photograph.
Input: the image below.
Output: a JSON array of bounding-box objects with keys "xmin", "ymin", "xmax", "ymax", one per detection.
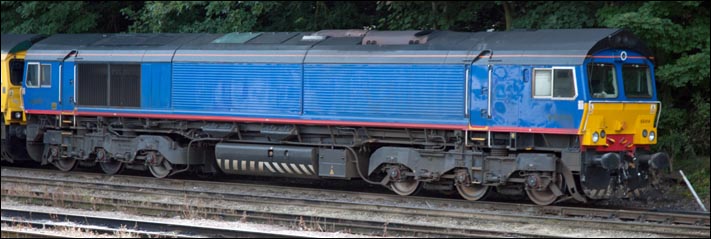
[{"xmin": 2, "ymin": 1, "xmax": 709, "ymax": 196}]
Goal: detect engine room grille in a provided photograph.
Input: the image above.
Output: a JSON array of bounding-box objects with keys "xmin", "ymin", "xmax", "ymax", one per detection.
[
  {"xmin": 77, "ymin": 64, "xmax": 109, "ymax": 106},
  {"xmin": 109, "ymin": 64, "xmax": 141, "ymax": 107},
  {"xmin": 77, "ymin": 63, "xmax": 141, "ymax": 107}
]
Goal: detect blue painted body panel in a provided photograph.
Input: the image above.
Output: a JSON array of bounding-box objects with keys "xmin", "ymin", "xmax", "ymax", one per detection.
[
  {"xmin": 171, "ymin": 63, "xmax": 302, "ymax": 116},
  {"xmin": 469, "ymin": 64, "xmax": 584, "ymax": 130},
  {"xmin": 141, "ymin": 63, "xmax": 172, "ymax": 109},
  {"xmin": 517, "ymin": 65, "xmax": 583, "ymax": 129},
  {"xmin": 303, "ymin": 64, "xmax": 466, "ymax": 124},
  {"xmin": 60, "ymin": 62, "xmax": 75, "ymax": 111}
]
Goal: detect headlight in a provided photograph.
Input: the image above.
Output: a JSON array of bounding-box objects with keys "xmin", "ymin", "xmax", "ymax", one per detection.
[
  {"xmin": 649, "ymin": 131, "xmax": 655, "ymax": 141},
  {"xmin": 642, "ymin": 129, "xmax": 648, "ymax": 137},
  {"xmin": 592, "ymin": 132, "xmax": 600, "ymax": 143},
  {"xmin": 12, "ymin": 111, "xmax": 22, "ymax": 120}
]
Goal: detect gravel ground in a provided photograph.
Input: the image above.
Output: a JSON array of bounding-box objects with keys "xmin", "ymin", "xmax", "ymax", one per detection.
[{"xmin": 585, "ymin": 179, "xmax": 710, "ymax": 212}]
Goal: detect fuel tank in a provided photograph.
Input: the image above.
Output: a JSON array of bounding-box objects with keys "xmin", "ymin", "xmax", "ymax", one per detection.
[{"xmin": 215, "ymin": 143, "xmax": 319, "ymax": 178}]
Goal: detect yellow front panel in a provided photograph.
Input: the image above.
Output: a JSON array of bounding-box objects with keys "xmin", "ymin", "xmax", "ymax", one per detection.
[
  {"xmin": 1, "ymin": 52, "xmax": 27, "ymax": 125},
  {"xmin": 579, "ymin": 102, "xmax": 658, "ymax": 146}
]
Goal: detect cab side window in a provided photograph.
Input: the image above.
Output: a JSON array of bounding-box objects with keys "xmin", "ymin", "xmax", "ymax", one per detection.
[
  {"xmin": 26, "ymin": 63, "xmax": 39, "ymax": 87},
  {"xmin": 26, "ymin": 63, "xmax": 51, "ymax": 88},
  {"xmin": 40, "ymin": 64, "xmax": 51, "ymax": 87},
  {"xmin": 553, "ymin": 69, "xmax": 575, "ymax": 97},
  {"xmin": 533, "ymin": 69, "xmax": 552, "ymax": 97},
  {"xmin": 533, "ymin": 67, "xmax": 576, "ymax": 99}
]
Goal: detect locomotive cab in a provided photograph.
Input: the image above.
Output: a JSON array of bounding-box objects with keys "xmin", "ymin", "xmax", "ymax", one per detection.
[{"xmin": 579, "ymin": 48, "xmax": 669, "ymax": 199}]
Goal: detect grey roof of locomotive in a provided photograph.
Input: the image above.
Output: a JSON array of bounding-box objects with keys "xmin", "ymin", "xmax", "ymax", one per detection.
[{"xmin": 24, "ymin": 29, "xmax": 651, "ymax": 65}]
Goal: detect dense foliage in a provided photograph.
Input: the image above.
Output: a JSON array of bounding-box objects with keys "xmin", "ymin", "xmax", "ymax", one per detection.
[{"xmin": 2, "ymin": 1, "xmax": 709, "ymax": 171}]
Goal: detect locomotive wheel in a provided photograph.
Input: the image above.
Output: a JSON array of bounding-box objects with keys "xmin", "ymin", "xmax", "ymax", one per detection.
[
  {"xmin": 526, "ymin": 174, "xmax": 563, "ymax": 205},
  {"xmin": 390, "ymin": 179, "xmax": 421, "ymax": 196},
  {"xmin": 53, "ymin": 157, "xmax": 77, "ymax": 172},
  {"xmin": 100, "ymin": 159, "xmax": 124, "ymax": 175},
  {"xmin": 526, "ymin": 186, "xmax": 558, "ymax": 205},
  {"xmin": 97, "ymin": 149, "xmax": 123, "ymax": 175},
  {"xmin": 149, "ymin": 159, "xmax": 173, "ymax": 178},
  {"xmin": 456, "ymin": 184, "xmax": 491, "ymax": 201},
  {"xmin": 385, "ymin": 166, "xmax": 421, "ymax": 196}
]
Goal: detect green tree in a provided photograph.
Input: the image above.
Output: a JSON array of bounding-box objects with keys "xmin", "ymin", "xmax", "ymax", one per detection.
[
  {"xmin": 1, "ymin": 1, "xmax": 139, "ymax": 34},
  {"xmin": 260, "ymin": 1, "xmax": 377, "ymax": 31},
  {"xmin": 375, "ymin": 1, "xmax": 503, "ymax": 31},
  {"xmin": 1, "ymin": 1, "xmax": 98, "ymax": 34},
  {"xmin": 512, "ymin": 1, "xmax": 603, "ymax": 29},
  {"xmin": 121, "ymin": 1, "xmax": 376, "ymax": 33},
  {"xmin": 121, "ymin": 1, "xmax": 278, "ymax": 33}
]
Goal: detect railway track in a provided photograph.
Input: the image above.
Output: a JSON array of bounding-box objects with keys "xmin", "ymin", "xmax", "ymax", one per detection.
[
  {"xmin": 1, "ymin": 208, "xmax": 305, "ymax": 238},
  {"xmin": 2, "ymin": 167, "xmax": 709, "ymax": 237}
]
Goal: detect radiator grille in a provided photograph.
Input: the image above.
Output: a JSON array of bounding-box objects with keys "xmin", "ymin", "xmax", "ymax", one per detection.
[
  {"xmin": 77, "ymin": 63, "xmax": 141, "ymax": 107},
  {"xmin": 77, "ymin": 64, "xmax": 109, "ymax": 106},
  {"xmin": 109, "ymin": 64, "xmax": 141, "ymax": 107}
]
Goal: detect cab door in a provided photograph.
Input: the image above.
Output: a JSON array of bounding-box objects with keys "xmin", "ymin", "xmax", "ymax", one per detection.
[
  {"xmin": 469, "ymin": 64, "xmax": 490, "ymax": 127},
  {"xmin": 58, "ymin": 51, "xmax": 77, "ymax": 112},
  {"xmin": 59, "ymin": 61, "xmax": 76, "ymax": 111},
  {"xmin": 469, "ymin": 64, "xmax": 523, "ymax": 128}
]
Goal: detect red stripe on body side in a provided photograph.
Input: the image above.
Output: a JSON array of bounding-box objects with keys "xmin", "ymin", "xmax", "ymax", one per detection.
[
  {"xmin": 26, "ymin": 110, "xmax": 64, "ymax": 115},
  {"xmin": 26, "ymin": 110, "xmax": 468, "ymax": 130},
  {"xmin": 25, "ymin": 110, "xmax": 579, "ymax": 134}
]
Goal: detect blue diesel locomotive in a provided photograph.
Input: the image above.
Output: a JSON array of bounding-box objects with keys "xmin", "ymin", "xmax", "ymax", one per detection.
[{"xmin": 15, "ymin": 29, "xmax": 668, "ymax": 205}]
